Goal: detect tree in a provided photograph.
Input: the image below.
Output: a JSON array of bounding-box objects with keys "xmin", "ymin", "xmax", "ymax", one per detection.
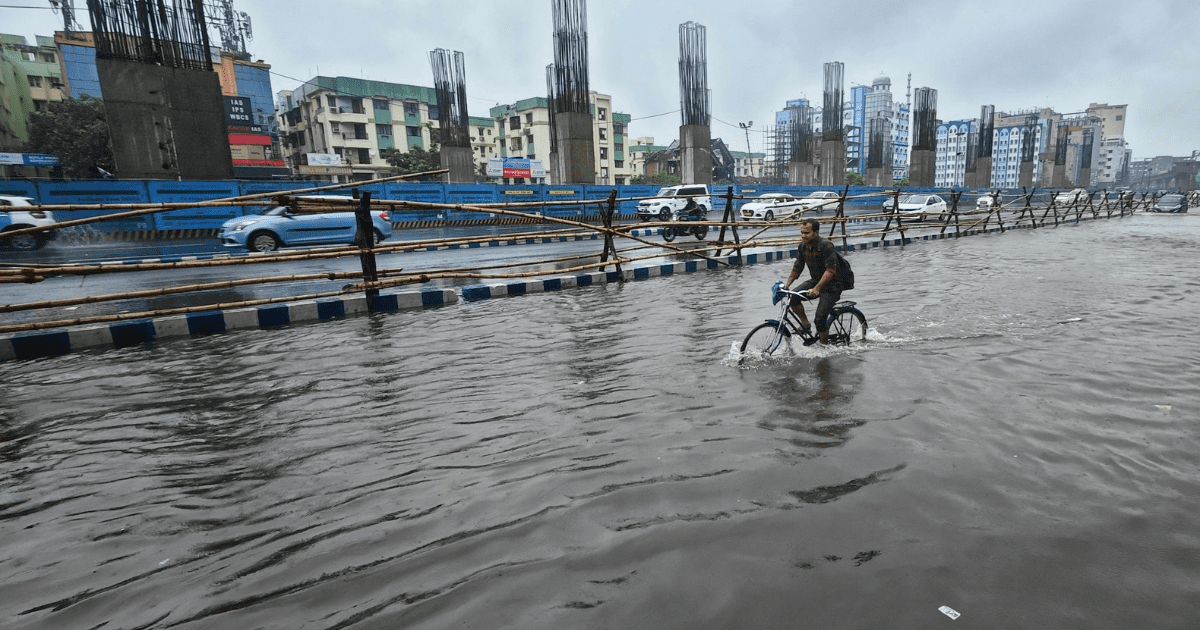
[
  {"xmin": 22, "ymin": 95, "xmax": 114, "ymax": 178},
  {"xmin": 382, "ymin": 142, "xmax": 442, "ymax": 179},
  {"xmin": 633, "ymin": 172, "xmax": 681, "ymax": 186},
  {"xmin": 893, "ymin": 177, "xmax": 910, "ymax": 187},
  {"xmin": 846, "ymin": 171, "xmax": 866, "ymax": 186}
]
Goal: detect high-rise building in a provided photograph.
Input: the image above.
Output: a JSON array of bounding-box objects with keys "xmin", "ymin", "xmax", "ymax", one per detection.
[{"xmin": 934, "ymin": 119, "xmax": 977, "ymax": 188}]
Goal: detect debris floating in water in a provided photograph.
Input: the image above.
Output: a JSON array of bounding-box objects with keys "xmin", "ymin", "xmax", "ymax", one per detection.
[
  {"xmin": 1155, "ymin": 405, "xmax": 1171, "ymax": 413},
  {"xmin": 938, "ymin": 605, "xmax": 960, "ymax": 620}
]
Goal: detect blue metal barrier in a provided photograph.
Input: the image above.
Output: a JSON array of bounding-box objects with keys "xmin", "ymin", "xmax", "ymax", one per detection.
[
  {"xmin": 386, "ymin": 182, "xmax": 446, "ymax": 222},
  {"xmin": 147, "ymin": 180, "xmax": 241, "ymax": 231},
  {"xmin": 36, "ymin": 180, "xmax": 153, "ymax": 232},
  {"xmin": 446, "ymin": 184, "xmax": 501, "ymax": 221}
]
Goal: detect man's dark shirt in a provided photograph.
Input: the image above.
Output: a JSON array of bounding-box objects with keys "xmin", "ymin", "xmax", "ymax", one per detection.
[{"xmin": 792, "ymin": 236, "xmax": 842, "ymax": 291}]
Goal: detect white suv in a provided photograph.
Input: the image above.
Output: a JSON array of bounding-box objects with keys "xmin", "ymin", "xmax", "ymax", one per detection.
[
  {"xmin": 1, "ymin": 195, "xmax": 57, "ymax": 251},
  {"xmin": 636, "ymin": 185, "xmax": 713, "ymax": 221}
]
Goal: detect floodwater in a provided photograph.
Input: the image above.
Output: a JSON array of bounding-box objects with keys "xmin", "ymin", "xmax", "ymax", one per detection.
[{"xmin": 2, "ymin": 213, "xmax": 1199, "ymax": 629}]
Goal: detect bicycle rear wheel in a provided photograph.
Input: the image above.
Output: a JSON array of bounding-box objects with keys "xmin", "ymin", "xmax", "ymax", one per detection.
[
  {"xmin": 740, "ymin": 322, "xmax": 790, "ymax": 363},
  {"xmin": 826, "ymin": 308, "xmax": 868, "ymax": 346}
]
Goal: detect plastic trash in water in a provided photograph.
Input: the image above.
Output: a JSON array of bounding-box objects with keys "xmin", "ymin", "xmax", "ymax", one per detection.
[
  {"xmin": 1155, "ymin": 405, "xmax": 1171, "ymax": 413},
  {"xmin": 939, "ymin": 605, "xmax": 960, "ymax": 620}
]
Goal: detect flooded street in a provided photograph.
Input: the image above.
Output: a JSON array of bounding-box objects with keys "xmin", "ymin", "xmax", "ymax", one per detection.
[{"xmin": 2, "ymin": 213, "xmax": 1199, "ymax": 629}]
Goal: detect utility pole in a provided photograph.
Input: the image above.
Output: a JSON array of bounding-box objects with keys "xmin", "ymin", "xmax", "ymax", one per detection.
[{"xmin": 739, "ymin": 121, "xmax": 753, "ymax": 181}]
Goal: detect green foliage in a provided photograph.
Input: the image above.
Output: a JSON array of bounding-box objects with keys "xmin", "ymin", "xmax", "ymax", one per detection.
[
  {"xmin": 633, "ymin": 172, "xmax": 680, "ymax": 186},
  {"xmin": 845, "ymin": 171, "xmax": 866, "ymax": 186},
  {"xmin": 382, "ymin": 142, "xmax": 442, "ymax": 179},
  {"xmin": 894, "ymin": 177, "xmax": 910, "ymax": 187},
  {"xmin": 22, "ymin": 96, "xmax": 114, "ymax": 178}
]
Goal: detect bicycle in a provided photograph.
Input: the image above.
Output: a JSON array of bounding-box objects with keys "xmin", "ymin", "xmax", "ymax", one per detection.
[{"xmin": 739, "ymin": 281, "xmax": 868, "ymax": 362}]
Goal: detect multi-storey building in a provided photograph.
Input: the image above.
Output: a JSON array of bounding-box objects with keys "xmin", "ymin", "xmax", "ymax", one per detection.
[
  {"xmin": 627, "ymin": 136, "xmax": 666, "ymax": 179},
  {"xmin": 0, "ymin": 34, "xmax": 65, "ymax": 149},
  {"xmin": 489, "ymin": 91, "xmax": 633, "ymax": 184},
  {"xmin": 730, "ymin": 151, "xmax": 766, "ymax": 180},
  {"xmin": 277, "ymin": 76, "xmax": 460, "ymax": 182},
  {"xmin": 934, "ymin": 119, "xmax": 977, "ymax": 188},
  {"xmin": 54, "ymin": 31, "xmax": 100, "ymax": 99},
  {"xmin": 1087, "ymin": 103, "xmax": 1128, "ymax": 185}
]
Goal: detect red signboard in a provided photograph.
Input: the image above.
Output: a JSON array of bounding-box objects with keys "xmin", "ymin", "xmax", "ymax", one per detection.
[
  {"xmin": 232, "ymin": 158, "xmax": 287, "ymax": 167},
  {"xmin": 228, "ymin": 133, "xmax": 272, "ymax": 146},
  {"xmin": 503, "ymin": 167, "xmax": 531, "ymax": 178}
]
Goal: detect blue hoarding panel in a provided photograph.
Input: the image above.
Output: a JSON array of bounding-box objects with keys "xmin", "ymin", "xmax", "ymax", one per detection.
[
  {"xmin": 546, "ymin": 185, "xmax": 588, "ymax": 218},
  {"xmin": 0, "ymin": 180, "xmax": 37, "ymax": 199},
  {"xmin": 445, "ymin": 184, "xmax": 499, "ymax": 222},
  {"xmin": 237, "ymin": 181, "xmax": 313, "ymax": 216},
  {"xmin": 491, "ymin": 186, "xmax": 541, "ymax": 222},
  {"xmin": 385, "ymin": 182, "xmax": 447, "ymax": 222},
  {"xmin": 35, "ymin": 181, "xmax": 153, "ymax": 232},
  {"xmin": 147, "ymin": 181, "xmax": 242, "ymax": 230}
]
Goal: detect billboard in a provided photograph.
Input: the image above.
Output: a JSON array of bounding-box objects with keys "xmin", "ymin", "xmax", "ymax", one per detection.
[
  {"xmin": 306, "ymin": 153, "xmax": 345, "ymax": 166},
  {"xmin": 486, "ymin": 157, "xmax": 546, "ymax": 178},
  {"xmin": 223, "ymin": 96, "xmax": 253, "ymax": 126},
  {"xmin": 0, "ymin": 152, "xmax": 59, "ymax": 166}
]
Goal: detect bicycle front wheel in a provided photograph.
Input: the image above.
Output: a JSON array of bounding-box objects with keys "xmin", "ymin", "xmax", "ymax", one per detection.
[
  {"xmin": 740, "ymin": 322, "xmax": 790, "ymax": 362},
  {"xmin": 826, "ymin": 308, "xmax": 868, "ymax": 346}
]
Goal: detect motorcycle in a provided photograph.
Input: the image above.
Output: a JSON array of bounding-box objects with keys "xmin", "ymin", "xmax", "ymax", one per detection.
[{"xmin": 661, "ymin": 204, "xmax": 709, "ymax": 242}]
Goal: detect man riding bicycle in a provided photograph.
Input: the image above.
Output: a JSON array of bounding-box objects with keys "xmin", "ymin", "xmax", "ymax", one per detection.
[{"xmin": 782, "ymin": 217, "xmax": 846, "ymax": 345}]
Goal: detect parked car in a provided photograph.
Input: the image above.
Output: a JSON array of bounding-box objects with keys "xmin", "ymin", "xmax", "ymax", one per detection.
[
  {"xmin": 0, "ymin": 195, "xmax": 57, "ymax": 251},
  {"xmin": 1056, "ymin": 189, "xmax": 1089, "ymax": 204},
  {"xmin": 739, "ymin": 193, "xmax": 805, "ymax": 220},
  {"xmin": 975, "ymin": 195, "xmax": 997, "ymax": 210},
  {"xmin": 892, "ymin": 194, "xmax": 948, "ymax": 220},
  {"xmin": 1151, "ymin": 193, "xmax": 1188, "ymax": 213},
  {"xmin": 219, "ymin": 196, "xmax": 392, "ymax": 252},
  {"xmin": 636, "ymin": 185, "xmax": 712, "ymax": 221},
  {"xmin": 796, "ymin": 190, "xmax": 841, "ymax": 212}
]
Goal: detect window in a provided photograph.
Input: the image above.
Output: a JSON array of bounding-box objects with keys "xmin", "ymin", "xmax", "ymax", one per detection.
[
  {"xmin": 510, "ymin": 137, "xmax": 523, "ymax": 151},
  {"xmin": 40, "ymin": 52, "xmax": 55, "ymax": 63},
  {"xmin": 509, "ymin": 116, "xmax": 521, "ymax": 130},
  {"xmin": 599, "ymin": 127, "xmax": 607, "ymax": 140},
  {"xmin": 404, "ymin": 102, "xmax": 419, "ymax": 115},
  {"xmin": 376, "ymin": 124, "xmax": 392, "ymax": 137},
  {"xmin": 374, "ymin": 99, "xmax": 389, "ymax": 111},
  {"xmin": 601, "ymin": 167, "xmax": 608, "ymax": 178},
  {"xmin": 327, "ymin": 95, "xmax": 337, "ymax": 108},
  {"xmin": 600, "ymin": 148, "xmax": 608, "ymax": 160},
  {"xmin": 357, "ymin": 148, "xmax": 371, "ymax": 163},
  {"xmin": 525, "ymin": 113, "xmax": 533, "ymax": 125},
  {"xmin": 478, "ymin": 127, "xmax": 485, "ymax": 136},
  {"xmin": 615, "ymin": 160, "xmax": 623, "ymax": 168},
  {"xmin": 406, "ymin": 126, "xmax": 421, "ymax": 137},
  {"xmin": 598, "ymin": 107, "xmax": 606, "ymax": 121},
  {"xmin": 1115, "ymin": 114, "xmax": 1123, "ymax": 121},
  {"xmin": 330, "ymin": 122, "xmax": 340, "ymax": 133}
]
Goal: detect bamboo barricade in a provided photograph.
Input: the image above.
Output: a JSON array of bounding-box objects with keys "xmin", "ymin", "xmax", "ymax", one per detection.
[{"xmin": 0, "ymin": 188, "xmax": 1156, "ymax": 335}]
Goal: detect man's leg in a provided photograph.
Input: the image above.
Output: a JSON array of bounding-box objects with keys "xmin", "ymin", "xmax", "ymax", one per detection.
[
  {"xmin": 813, "ymin": 291, "xmax": 841, "ymax": 344},
  {"xmin": 791, "ymin": 280, "xmax": 816, "ymax": 329}
]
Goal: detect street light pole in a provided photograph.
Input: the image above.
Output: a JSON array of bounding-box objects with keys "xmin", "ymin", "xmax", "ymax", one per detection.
[{"xmin": 739, "ymin": 121, "xmax": 753, "ymax": 181}]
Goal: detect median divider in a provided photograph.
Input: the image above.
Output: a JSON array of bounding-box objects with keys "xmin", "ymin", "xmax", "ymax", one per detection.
[{"xmin": 0, "ymin": 192, "xmax": 1121, "ymax": 362}]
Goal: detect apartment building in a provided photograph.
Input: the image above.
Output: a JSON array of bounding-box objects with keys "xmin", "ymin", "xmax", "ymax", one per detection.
[
  {"xmin": 934, "ymin": 119, "xmax": 976, "ymax": 188},
  {"xmin": 489, "ymin": 91, "xmax": 633, "ymax": 184},
  {"xmin": 278, "ymin": 77, "xmax": 436, "ymax": 181},
  {"xmin": 730, "ymin": 151, "xmax": 766, "ymax": 180},
  {"xmin": 0, "ymin": 34, "xmax": 65, "ymax": 149}
]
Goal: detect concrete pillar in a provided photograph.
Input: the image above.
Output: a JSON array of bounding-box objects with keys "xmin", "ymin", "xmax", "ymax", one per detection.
[
  {"xmin": 1018, "ymin": 162, "xmax": 1035, "ymax": 188},
  {"xmin": 788, "ymin": 162, "xmax": 818, "ymax": 186},
  {"xmin": 865, "ymin": 167, "xmax": 892, "ymax": 188},
  {"xmin": 554, "ymin": 112, "xmax": 596, "ymax": 184},
  {"xmin": 679, "ymin": 124, "xmax": 712, "ymax": 185},
  {"xmin": 548, "ymin": 150, "xmax": 560, "ymax": 185},
  {"xmin": 1078, "ymin": 168, "xmax": 1091, "ymax": 189},
  {"xmin": 974, "ymin": 156, "xmax": 992, "ymax": 190},
  {"xmin": 909, "ymin": 149, "xmax": 935, "ymax": 187},
  {"xmin": 440, "ymin": 146, "xmax": 475, "ymax": 183},
  {"xmin": 819, "ymin": 140, "xmax": 846, "ymax": 186},
  {"xmin": 97, "ymin": 59, "xmax": 234, "ymax": 180}
]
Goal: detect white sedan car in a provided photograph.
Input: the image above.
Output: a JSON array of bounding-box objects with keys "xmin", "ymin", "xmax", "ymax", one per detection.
[
  {"xmin": 796, "ymin": 190, "xmax": 841, "ymax": 212},
  {"xmin": 895, "ymin": 194, "xmax": 948, "ymax": 220},
  {"xmin": 739, "ymin": 193, "xmax": 806, "ymax": 221}
]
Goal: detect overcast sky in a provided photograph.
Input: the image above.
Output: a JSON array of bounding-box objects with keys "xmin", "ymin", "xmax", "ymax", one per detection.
[{"xmin": 5, "ymin": 0, "xmax": 1198, "ymax": 159}]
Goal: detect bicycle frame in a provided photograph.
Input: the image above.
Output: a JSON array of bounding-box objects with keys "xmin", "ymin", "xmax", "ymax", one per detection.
[{"xmin": 760, "ymin": 288, "xmax": 862, "ymax": 347}]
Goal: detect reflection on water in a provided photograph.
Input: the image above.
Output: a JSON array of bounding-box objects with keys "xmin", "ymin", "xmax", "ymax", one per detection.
[{"xmin": 2, "ymin": 215, "xmax": 1200, "ymax": 629}]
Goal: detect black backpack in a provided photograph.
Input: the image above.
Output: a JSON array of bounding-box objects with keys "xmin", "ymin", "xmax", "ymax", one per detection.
[{"xmin": 837, "ymin": 252, "xmax": 855, "ymax": 290}]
